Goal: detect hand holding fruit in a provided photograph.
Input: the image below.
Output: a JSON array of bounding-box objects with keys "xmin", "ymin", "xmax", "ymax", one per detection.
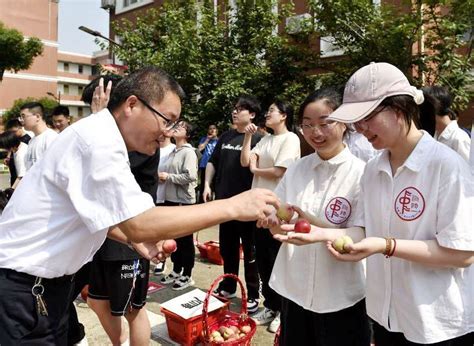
[
  {"xmin": 331, "ymin": 235, "xmax": 353, "ymax": 254},
  {"xmin": 132, "ymin": 239, "xmax": 177, "ymax": 264},
  {"xmin": 326, "ymin": 236, "xmax": 386, "ymax": 262},
  {"xmin": 276, "ymin": 203, "xmax": 295, "ymax": 223}
]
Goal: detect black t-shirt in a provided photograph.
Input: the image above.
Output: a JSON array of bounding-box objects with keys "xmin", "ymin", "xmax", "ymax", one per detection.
[
  {"xmin": 208, "ymin": 129, "xmax": 262, "ymax": 200},
  {"xmin": 97, "ymin": 150, "xmax": 160, "ymax": 261}
]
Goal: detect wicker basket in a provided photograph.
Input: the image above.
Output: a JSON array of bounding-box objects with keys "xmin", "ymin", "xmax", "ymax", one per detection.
[{"xmin": 202, "ymin": 274, "xmax": 257, "ymax": 345}]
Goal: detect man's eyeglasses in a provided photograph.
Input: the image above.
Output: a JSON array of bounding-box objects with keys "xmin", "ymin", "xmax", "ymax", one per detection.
[
  {"xmin": 353, "ymin": 106, "xmax": 388, "ymax": 132},
  {"xmin": 136, "ymin": 96, "xmax": 178, "ymax": 130},
  {"xmin": 232, "ymin": 106, "xmax": 247, "ymax": 113}
]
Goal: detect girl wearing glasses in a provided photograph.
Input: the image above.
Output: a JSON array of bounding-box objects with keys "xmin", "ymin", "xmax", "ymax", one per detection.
[
  {"xmin": 240, "ymin": 99, "xmax": 300, "ymax": 332},
  {"xmin": 276, "ymin": 63, "xmax": 474, "ymax": 345},
  {"xmin": 259, "ymin": 89, "xmax": 370, "ymax": 345}
]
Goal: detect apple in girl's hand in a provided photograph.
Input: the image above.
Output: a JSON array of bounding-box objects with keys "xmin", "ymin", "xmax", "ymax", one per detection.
[
  {"xmin": 163, "ymin": 240, "xmax": 177, "ymax": 253},
  {"xmin": 332, "ymin": 235, "xmax": 353, "ymax": 254},
  {"xmin": 276, "ymin": 203, "xmax": 294, "ymax": 222},
  {"xmin": 294, "ymin": 219, "xmax": 311, "ymax": 233}
]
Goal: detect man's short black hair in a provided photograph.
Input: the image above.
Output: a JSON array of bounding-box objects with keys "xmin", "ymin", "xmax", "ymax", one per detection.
[
  {"xmin": 5, "ymin": 118, "xmax": 22, "ymax": 130},
  {"xmin": 235, "ymin": 95, "xmax": 261, "ymax": 118},
  {"xmin": 82, "ymin": 74, "xmax": 123, "ymax": 105},
  {"xmin": 20, "ymin": 102, "xmax": 44, "ymax": 118},
  {"xmin": 107, "ymin": 66, "xmax": 186, "ymax": 112},
  {"xmin": 51, "ymin": 105, "xmax": 70, "ymax": 117}
]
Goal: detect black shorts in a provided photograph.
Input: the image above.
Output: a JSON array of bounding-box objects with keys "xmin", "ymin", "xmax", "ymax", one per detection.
[{"xmin": 88, "ymin": 258, "xmax": 150, "ymax": 316}]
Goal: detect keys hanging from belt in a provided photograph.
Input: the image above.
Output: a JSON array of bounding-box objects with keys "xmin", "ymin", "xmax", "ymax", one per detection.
[{"xmin": 32, "ymin": 277, "xmax": 48, "ymax": 316}]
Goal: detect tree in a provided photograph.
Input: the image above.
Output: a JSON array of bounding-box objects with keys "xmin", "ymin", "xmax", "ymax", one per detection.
[
  {"xmin": 305, "ymin": 0, "xmax": 473, "ymax": 111},
  {"xmin": 0, "ymin": 21, "xmax": 43, "ymax": 82},
  {"xmin": 2, "ymin": 97, "xmax": 59, "ymax": 124},
  {"xmin": 110, "ymin": 0, "xmax": 318, "ymax": 134}
]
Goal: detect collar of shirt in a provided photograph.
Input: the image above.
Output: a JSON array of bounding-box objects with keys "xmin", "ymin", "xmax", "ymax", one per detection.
[
  {"xmin": 435, "ymin": 120, "xmax": 459, "ymax": 141},
  {"xmin": 173, "ymin": 143, "xmax": 193, "ymax": 153},
  {"xmin": 310, "ymin": 146, "xmax": 352, "ymax": 169}
]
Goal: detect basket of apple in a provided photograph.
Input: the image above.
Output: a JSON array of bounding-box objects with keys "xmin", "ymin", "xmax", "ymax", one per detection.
[{"xmin": 202, "ymin": 274, "xmax": 257, "ymax": 345}]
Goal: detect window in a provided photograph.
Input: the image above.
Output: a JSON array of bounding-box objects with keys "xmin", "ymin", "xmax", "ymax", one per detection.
[
  {"xmin": 116, "ymin": 0, "xmax": 153, "ymax": 14},
  {"xmin": 64, "ymin": 62, "xmax": 69, "ymax": 72},
  {"xmin": 78, "ymin": 107, "xmax": 83, "ymax": 117},
  {"xmin": 63, "ymin": 85, "xmax": 69, "ymax": 95},
  {"xmin": 78, "ymin": 65, "xmax": 83, "ymax": 74},
  {"xmin": 78, "ymin": 86, "xmax": 84, "ymax": 95}
]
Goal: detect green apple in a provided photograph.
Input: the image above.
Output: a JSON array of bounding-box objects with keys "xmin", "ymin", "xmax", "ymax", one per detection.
[{"xmin": 332, "ymin": 235, "xmax": 353, "ymax": 254}]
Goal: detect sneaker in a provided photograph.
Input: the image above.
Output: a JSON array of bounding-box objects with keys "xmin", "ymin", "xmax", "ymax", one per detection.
[
  {"xmin": 213, "ymin": 288, "xmax": 237, "ymax": 299},
  {"xmin": 267, "ymin": 311, "xmax": 281, "ymax": 333},
  {"xmin": 251, "ymin": 307, "xmax": 275, "ymax": 325},
  {"xmin": 172, "ymin": 276, "xmax": 195, "ymax": 291},
  {"xmin": 160, "ymin": 271, "xmax": 181, "ymax": 284},
  {"xmin": 247, "ymin": 298, "xmax": 260, "ymax": 315},
  {"xmin": 154, "ymin": 261, "xmax": 166, "ymax": 276}
]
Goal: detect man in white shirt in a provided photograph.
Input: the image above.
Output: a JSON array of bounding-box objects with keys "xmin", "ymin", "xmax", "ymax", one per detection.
[
  {"xmin": 0, "ymin": 67, "xmax": 278, "ymax": 344},
  {"xmin": 19, "ymin": 102, "xmax": 58, "ymax": 170}
]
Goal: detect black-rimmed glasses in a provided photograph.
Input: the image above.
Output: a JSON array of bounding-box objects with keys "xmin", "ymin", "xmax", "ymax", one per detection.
[{"xmin": 136, "ymin": 96, "xmax": 178, "ymax": 130}]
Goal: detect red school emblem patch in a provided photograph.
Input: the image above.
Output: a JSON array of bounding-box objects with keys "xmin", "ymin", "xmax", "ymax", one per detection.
[
  {"xmin": 394, "ymin": 187, "xmax": 425, "ymax": 221},
  {"xmin": 325, "ymin": 197, "xmax": 351, "ymax": 224}
]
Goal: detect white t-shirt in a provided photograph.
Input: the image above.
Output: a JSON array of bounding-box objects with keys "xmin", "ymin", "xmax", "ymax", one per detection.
[
  {"xmin": 434, "ymin": 120, "xmax": 471, "ymax": 162},
  {"xmin": 14, "ymin": 142, "xmax": 28, "ymax": 178},
  {"xmin": 470, "ymin": 123, "xmax": 473, "ymax": 175},
  {"xmin": 250, "ymin": 131, "xmax": 300, "ymax": 191},
  {"xmin": 25, "ymin": 128, "xmax": 58, "ymax": 171},
  {"xmin": 0, "ymin": 109, "xmax": 154, "ymax": 278},
  {"xmin": 344, "ymin": 131, "xmax": 379, "ymax": 162},
  {"xmin": 361, "ymin": 132, "xmax": 474, "ymax": 343},
  {"xmin": 269, "ymin": 148, "xmax": 366, "ymax": 313},
  {"xmin": 155, "ymin": 143, "xmax": 176, "ymax": 204}
]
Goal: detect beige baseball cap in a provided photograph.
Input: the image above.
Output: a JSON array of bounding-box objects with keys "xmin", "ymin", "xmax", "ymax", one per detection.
[{"xmin": 328, "ymin": 62, "xmax": 422, "ymax": 123}]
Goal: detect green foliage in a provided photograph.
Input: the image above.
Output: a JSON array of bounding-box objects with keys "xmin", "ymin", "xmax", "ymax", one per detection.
[
  {"xmin": 111, "ymin": 0, "xmax": 318, "ymax": 135},
  {"xmin": 0, "ymin": 21, "xmax": 43, "ymax": 82},
  {"xmin": 306, "ymin": 0, "xmax": 473, "ymax": 111},
  {"xmin": 3, "ymin": 97, "xmax": 59, "ymax": 123}
]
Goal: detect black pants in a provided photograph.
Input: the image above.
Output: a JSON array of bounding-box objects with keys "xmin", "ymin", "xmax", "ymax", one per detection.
[
  {"xmin": 372, "ymin": 319, "xmax": 474, "ymax": 346},
  {"xmin": 279, "ymin": 297, "xmax": 371, "ymax": 346},
  {"xmin": 67, "ymin": 262, "xmax": 91, "ymax": 345},
  {"xmin": 218, "ymin": 220, "xmax": 260, "ymax": 300},
  {"xmin": 164, "ymin": 201, "xmax": 195, "ymax": 277},
  {"xmin": 254, "ymin": 221, "xmax": 282, "ymax": 311},
  {"xmin": 0, "ymin": 268, "xmax": 74, "ymax": 345}
]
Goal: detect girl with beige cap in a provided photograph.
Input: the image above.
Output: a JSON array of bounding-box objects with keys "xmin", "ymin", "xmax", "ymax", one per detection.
[{"xmin": 271, "ymin": 62, "xmax": 474, "ymax": 345}]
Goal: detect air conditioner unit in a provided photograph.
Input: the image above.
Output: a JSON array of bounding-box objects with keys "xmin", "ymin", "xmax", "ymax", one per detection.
[{"xmin": 101, "ymin": 0, "xmax": 115, "ymax": 9}]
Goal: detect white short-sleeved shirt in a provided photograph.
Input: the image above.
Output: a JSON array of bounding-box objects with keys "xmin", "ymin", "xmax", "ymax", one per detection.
[
  {"xmin": 14, "ymin": 142, "xmax": 28, "ymax": 178},
  {"xmin": 361, "ymin": 132, "xmax": 474, "ymax": 344},
  {"xmin": 0, "ymin": 109, "xmax": 154, "ymax": 278},
  {"xmin": 434, "ymin": 120, "xmax": 471, "ymax": 162},
  {"xmin": 155, "ymin": 143, "xmax": 176, "ymax": 204},
  {"xmin": 25, "ymin": 128, "xmax": 58, "ymax": 171},
  {"xmin": 269, "ymin": 147, "xmax": 366, "ymax": 313},
  {"xmin": 250, "ymin": 131, "xmax": 300, "ymax": 191},
  {"xmin": 470, "ymin": 123, "xmax": 473, "ymax": 174}
]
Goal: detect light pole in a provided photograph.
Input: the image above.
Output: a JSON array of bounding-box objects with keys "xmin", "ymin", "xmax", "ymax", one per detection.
[
  {"xmin": 46, "ymin": 91, "xmax": 61, "ymax": 104},
  {"xmin": 78, "ymin": 26, "xmax": 121, "ymax": 47}
]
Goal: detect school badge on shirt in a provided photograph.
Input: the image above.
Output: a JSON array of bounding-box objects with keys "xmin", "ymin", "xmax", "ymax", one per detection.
[
  {"xmin": 394, "ymin": 187, "xmax": 425, "ymax": 221},
  {"xmin": 325, "ymin": 197, "xmax": 351, "ymax": 224}
]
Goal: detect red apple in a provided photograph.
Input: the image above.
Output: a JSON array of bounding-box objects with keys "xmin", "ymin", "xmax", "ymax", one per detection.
[
  {"xmin": 294, "ymin": 219, "xmax": 311, "ymax": 233},
  {"xmin": 163, "ymin": 240, "xmax": 177, "ymax": 253},
  {"xmin": 276, "ymin": 203, "xmax": 294, "ymax": 222}
]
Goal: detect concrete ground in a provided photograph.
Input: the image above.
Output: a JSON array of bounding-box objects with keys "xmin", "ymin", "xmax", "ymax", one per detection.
[{"xmin": 76, "ymin": 225, "xmax": 276, "ymax": 346}]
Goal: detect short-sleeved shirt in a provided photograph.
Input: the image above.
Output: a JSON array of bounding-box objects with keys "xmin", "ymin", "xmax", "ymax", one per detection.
[
  {"xmin": 25, "ymin": 128, "xmax": 58, "ymax": 171},
  {"xmin": 250, "ymin": 131, "xmax": 300, "ymax": 191},
  {"xmin": 14, "ymin": 142, "xmax": 28, "ymax": 178},
  {"xmin": 208, "ymin": 129, "xmax": 262, "ymax": 199},
  {"xmin": 434, "ymin": 120, "xmax": 471, "ymax": 162},
  {"xmin": 361, "ymin": 132, "xmax": 474, "ymax": 344},
  {"xmin": 0, "ymin": 109, "xmax": 155, "ymax": 278},
  {"xmin": 198, "ymin": 136, "xmax": 218, "ymax": 169},
  {"xmin": 270, "ymin": 147, "xmax": 366, "ymax": 313}
]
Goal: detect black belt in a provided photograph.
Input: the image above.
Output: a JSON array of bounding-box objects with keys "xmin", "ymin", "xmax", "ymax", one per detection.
[{"xmin": 0, "ymin": 268, "xmax": 75, "ymax": 284}]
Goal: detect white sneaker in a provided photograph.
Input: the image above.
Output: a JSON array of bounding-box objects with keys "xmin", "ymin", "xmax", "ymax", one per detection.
[
  {"xmin": 160, "ymin": 271, "xmax": 181, "ymax": 284},
  {"xmin": 247, "ymin": 298, "xmax": 260, "ymax": 315},
  {"xmin": 267, "ymin": 311, "xmax": 281, "ymax": 333},
  {"xmin": 172, "ymin": 276, "xmax": 195, "ymax": 291},
  {"xmin": 251, "ymin": 307, "xmax": 275, "ymax": 326},
  {"xmin": 154, "ymin": 261, "xmax": 166, "ymax": 276},
  {"xmin": 213, "ymin": 288, "xmax": 237, "ymax": 299},
  {"xmin": 74, "ymin": 336, "xmax": 89, "ymax": 346}
]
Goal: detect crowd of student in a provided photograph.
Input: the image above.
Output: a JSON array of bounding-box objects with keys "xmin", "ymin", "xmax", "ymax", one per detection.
[{"xmin": 0, "ymin": 62, "xmax": 472, "ymax": 346}]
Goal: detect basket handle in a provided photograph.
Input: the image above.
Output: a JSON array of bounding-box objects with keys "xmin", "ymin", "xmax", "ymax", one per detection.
[{"xmin": 202, "ymin": 273, "xmax": 248, "ymax": 342}]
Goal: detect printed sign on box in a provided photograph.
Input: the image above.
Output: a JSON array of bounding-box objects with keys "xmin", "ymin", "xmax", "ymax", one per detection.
[{"xmin": 160, "ymin": 288, "xmax": 226, "ymax": 320}]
